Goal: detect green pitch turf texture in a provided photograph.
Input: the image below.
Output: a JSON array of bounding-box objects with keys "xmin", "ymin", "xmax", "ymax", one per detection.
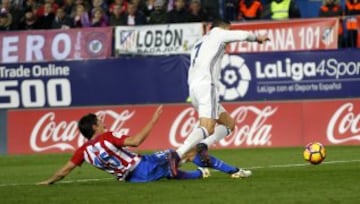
[{"xmin": 1, "ymin": 146, "xmax": 360, "ymax": 204}]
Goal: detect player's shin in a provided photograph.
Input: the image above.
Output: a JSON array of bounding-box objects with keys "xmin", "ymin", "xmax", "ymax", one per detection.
[
  {"xmin": 176, "ymin": 127, "xmax": 209, "ymax": 158},
  {"xmin": 193, "ymin": 154, "xmax": 238, "ymax": 174},
  {"xmin": 201, "ymin": 125, "xmax": 231, "ymax": 146},
  {"xmin": 173, "ymin": 170, "xmax": 202, "ymax": 180}
]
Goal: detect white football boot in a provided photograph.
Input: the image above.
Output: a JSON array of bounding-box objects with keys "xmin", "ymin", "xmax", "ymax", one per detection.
[
  {"xmin": 231, "ymin": 168, "xmax": 252, "ymax": 178},
  {"xmin": 198, "ymin": 167, "xmax": 211, "ymax": 178}
]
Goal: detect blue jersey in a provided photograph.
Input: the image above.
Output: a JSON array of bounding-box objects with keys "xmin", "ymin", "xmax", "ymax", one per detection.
[{"xmin": 125, "ymin": 150, "xmax": 172, "ymax": 183}]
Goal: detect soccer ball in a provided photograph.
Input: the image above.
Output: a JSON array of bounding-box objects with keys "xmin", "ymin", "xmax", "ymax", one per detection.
[{"xmin": 303, "ymin": 142, "xmax": 326, "ymax": 165}]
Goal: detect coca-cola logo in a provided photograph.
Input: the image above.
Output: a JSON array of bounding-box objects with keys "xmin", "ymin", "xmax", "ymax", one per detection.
[
  {"xmin": 30, "ymin": 110, "xmax": 135, "ymax": 152},
  {"xmin": 327, "ymin": 102, "xmax": 360, "ymax": 144},
  {"xmin": 169, "ymin": 106, "xmax": 277, "ymax": 147}
]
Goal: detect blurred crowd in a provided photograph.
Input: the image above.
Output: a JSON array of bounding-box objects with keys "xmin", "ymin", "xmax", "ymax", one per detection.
[{"xmin": 0, "ymin": 0, "xmax": 359, "ymax": 46}]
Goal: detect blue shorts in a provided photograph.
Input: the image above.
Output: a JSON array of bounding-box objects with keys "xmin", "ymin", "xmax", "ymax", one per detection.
[{"xmin": 125, "ymin": 150, "xmax": 171, "ymax": 183}]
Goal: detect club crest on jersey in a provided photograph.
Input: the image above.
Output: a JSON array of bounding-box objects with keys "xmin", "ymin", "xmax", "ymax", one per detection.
[{"xmin": 219, "ymin": 55, "xmax": 251, "ymax": 100}]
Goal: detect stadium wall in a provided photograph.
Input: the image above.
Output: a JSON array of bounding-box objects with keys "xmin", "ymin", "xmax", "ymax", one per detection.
[
  {"xmin": 5, "ymin": 99, "xmax": 360, "ymax": 155},
  {"xmin": 1, "ymin": 19, "xmax": 360, "ymax": 155},
  {"xmin": 1, "ymin": 49, "xmax": 360, "ymax": 155},
  {"xmin": 0, "ymin": 49, "xmax": 359, "ymax": 109},
  {"xmin": 0, "ymin": 110, "xmax": 6, "ymax": 154}
]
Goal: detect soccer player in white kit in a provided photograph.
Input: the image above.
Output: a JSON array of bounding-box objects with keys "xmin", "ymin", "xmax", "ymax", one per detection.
[{"xmin": 176, "ymin": 19, "xmax": 269, "ymax": 177}]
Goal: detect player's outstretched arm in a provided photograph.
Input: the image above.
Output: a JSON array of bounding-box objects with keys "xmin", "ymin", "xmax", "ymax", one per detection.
[
  {"xmin": 37, "ymin": 161, "xmax": 77, "ymax": 185},
  {"xmin": 124, "ymin": 105, "xmax": 163, "ymax": 147},
  {"xmin": 216, "ymin": 29, "xmax": 270, "ymax": 44}
]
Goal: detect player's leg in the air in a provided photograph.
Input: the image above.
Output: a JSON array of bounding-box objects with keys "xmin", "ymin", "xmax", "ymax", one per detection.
[{"xmin": 176, "ymin": 83, "xmax": 217, "ymax": 161}]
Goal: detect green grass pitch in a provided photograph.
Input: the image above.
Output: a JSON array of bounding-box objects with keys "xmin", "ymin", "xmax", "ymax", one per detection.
[{"xmin": 1, "ymin": 146, "xmax": 360, "ymax": 204}]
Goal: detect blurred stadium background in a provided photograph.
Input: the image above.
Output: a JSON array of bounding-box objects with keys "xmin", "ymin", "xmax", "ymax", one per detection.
[{"xmin": 0, "ymin": 0, "xmax": 360, "ymax": 203}]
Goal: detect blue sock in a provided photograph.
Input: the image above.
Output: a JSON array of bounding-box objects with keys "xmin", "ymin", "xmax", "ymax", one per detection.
[
  {"xmin": 174, "ymin": 170, "xmax": 202, "ymax": 180},
  {"xmin": 193, "ymin": 154, "xmax": 238, "ymax": 174}
]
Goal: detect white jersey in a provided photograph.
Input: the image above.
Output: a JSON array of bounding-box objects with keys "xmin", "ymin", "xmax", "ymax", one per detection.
[{"xmin": 188, "ymin": 27, "xmax": 257, "ymax": 89}]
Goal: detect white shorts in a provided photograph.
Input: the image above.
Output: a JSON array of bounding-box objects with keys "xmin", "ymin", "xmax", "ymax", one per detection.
[{"xmin": 189, "ymin": 82, "xmax": 226, "ymax": 119}]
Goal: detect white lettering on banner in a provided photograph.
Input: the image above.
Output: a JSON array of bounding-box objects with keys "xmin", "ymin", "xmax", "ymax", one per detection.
[
  {"xmin": 29, "ymin": 110, "xmax": 135, "ymax": 152},
  {"xmin": 74, "ymin": 32, "xmax": 82, "ymax": 59},
  {"xmin": 26, "ymin": 35, "xmax": 45, "ymax": 61},
  {"xmin": 1, "ymin": 33, "xmax": 72, "ymax": 63},
  {"xmin": 255, "ymin": 58, "xmax": 360, "ymax": 81},
  {"xmin": 0, "ymin": 64, "xmax": 70, "ymax": 79},
  {"xmin": 0, "ymin": 79, "xmax": 71, "ymax": 108},
  {"xmin": 327, "ymin": 103, "xmax": 360, "ymax": 144},
  {"xmin": 32, "ymin": 64, "xmax": 70, "ymax": 77},
  {"xmin": 169, "ymin": 106, "xmax": 276, "ymax": 147},
  {"xmin": 30, "ymin": 112, "xmax": 81, "ymax": 152},
  {"xmin": 220, "ymin": 106, "xmax": 276, "ymax": 146},
  {"xmin": 96, "ymin": 110, "xmax": 135, "ymax": 135},
  {"xmin": 3, "ymin": 36, "xmax": 19, "ymax": 62},
  {"xmin": 230, "ymin": 28, "xmax": 298, "ymax": 52},
  {"xmin": 256, "ymin": 58, "xmax": 317, "ymax": 81},
  {"xmin": 0, "ymin": 65, "xmax": 31, "ymax": 78},
  {"xmin": 228, "ymin": 24, "xmax": 331, "ymax": 53},
  {"xmin": 297, "ymin": 27, "xmax": 321, "ymax": 49},
  {"xmin": 52, "ymin": 33, "xmax": 71, "ymax": 60}
]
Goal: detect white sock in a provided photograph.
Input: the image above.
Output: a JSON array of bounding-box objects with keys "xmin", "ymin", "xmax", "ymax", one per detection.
[
  {"xmin": 176, "ymin": 127, "xmax": 208, "ymax": 158},
  {"xmin": 201, "ymin": 125, "xmax": 231, "ymax": 147}
]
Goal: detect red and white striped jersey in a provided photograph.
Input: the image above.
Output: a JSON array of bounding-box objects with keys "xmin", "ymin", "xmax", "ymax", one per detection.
[{"xmin": 71, "ymin": 132, "xmax": 141, "ymax": 180}]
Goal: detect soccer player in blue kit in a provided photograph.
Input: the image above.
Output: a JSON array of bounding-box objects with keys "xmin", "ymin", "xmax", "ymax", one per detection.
[{"xmin": 38, "ymin": 105, "xmax": 247, "ymax": 184}]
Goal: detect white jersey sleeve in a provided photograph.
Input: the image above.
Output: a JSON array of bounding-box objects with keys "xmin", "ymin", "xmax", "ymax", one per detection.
[{"xmin": 212, "ymin": 27, "xmax": 257, "ymax": 43}]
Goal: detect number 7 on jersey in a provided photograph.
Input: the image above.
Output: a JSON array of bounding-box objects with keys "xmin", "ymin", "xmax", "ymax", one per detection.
[{"xmin": 191, "ymin": 42, "xmax": 202, "ymax": 66}]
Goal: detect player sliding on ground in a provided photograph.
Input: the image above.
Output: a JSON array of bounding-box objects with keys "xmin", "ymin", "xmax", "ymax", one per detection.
[{"xmin": 38, "ymin": 106, "xmax": 249, "ymax": 184}]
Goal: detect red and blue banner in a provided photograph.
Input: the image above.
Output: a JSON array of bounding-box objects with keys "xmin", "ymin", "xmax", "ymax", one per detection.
[
  {"xmin": 0, "ymin": 27, "xmax": 112, "ymax": 64},
  {"xmin": 1, "ymin": 49, "xmax": 360, "ymax": 109}
]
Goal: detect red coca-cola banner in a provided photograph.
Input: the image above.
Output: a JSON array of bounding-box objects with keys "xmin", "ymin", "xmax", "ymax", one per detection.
[
  {"xmin": 7, "ymin": 99, "xmax": 360, "ymax": 154},
  {"xmin": 229, "ymin": 18, "xmax": 339, "ymax": 53},
  {"xmin": 303, "ymin": 101, "xmax": 360, "ymax": 145},
  {"xmin": 0, "ymin": 27, "xmax": 112, "ymax": 64}
]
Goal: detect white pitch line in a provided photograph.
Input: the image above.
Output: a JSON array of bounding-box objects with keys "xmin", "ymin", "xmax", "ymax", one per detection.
[
  {"xmin": 247, "ymin": 159, "xmax": 360, "ymax": 169},
  {"xmin": 0, "ymin": 178, "xmax": 113, "ymax": 188},
  {"xmin": 59, "ymin": 177, "xmax": 114, "ymax": 184},
  {"xmin": 1, "ymin": 159, "xmax": 360, "ymax": 188}
]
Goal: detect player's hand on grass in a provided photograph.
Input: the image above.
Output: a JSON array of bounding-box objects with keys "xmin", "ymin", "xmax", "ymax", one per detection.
[
  {"xmin": 256, "ymin": 35, "xmax": 270, "ymax": 44},
  {"xmin": 151, "ymin": 105, "xmax": 163, "ymax": 124}
]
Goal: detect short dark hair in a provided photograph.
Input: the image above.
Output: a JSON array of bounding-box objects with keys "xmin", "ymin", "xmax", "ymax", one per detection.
[
  {"xmin": 211, "ymin": 18, "xmax": 231, "ymax": 29},
  {"xmin": 78, "ymin": 113, "xmax": 97, "ymax": 140}
]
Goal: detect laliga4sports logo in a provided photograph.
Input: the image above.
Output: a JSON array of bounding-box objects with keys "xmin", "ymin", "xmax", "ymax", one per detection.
[{"xmin": 219, "ymin": 55, "xmax": 251, "ymax": 100}]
